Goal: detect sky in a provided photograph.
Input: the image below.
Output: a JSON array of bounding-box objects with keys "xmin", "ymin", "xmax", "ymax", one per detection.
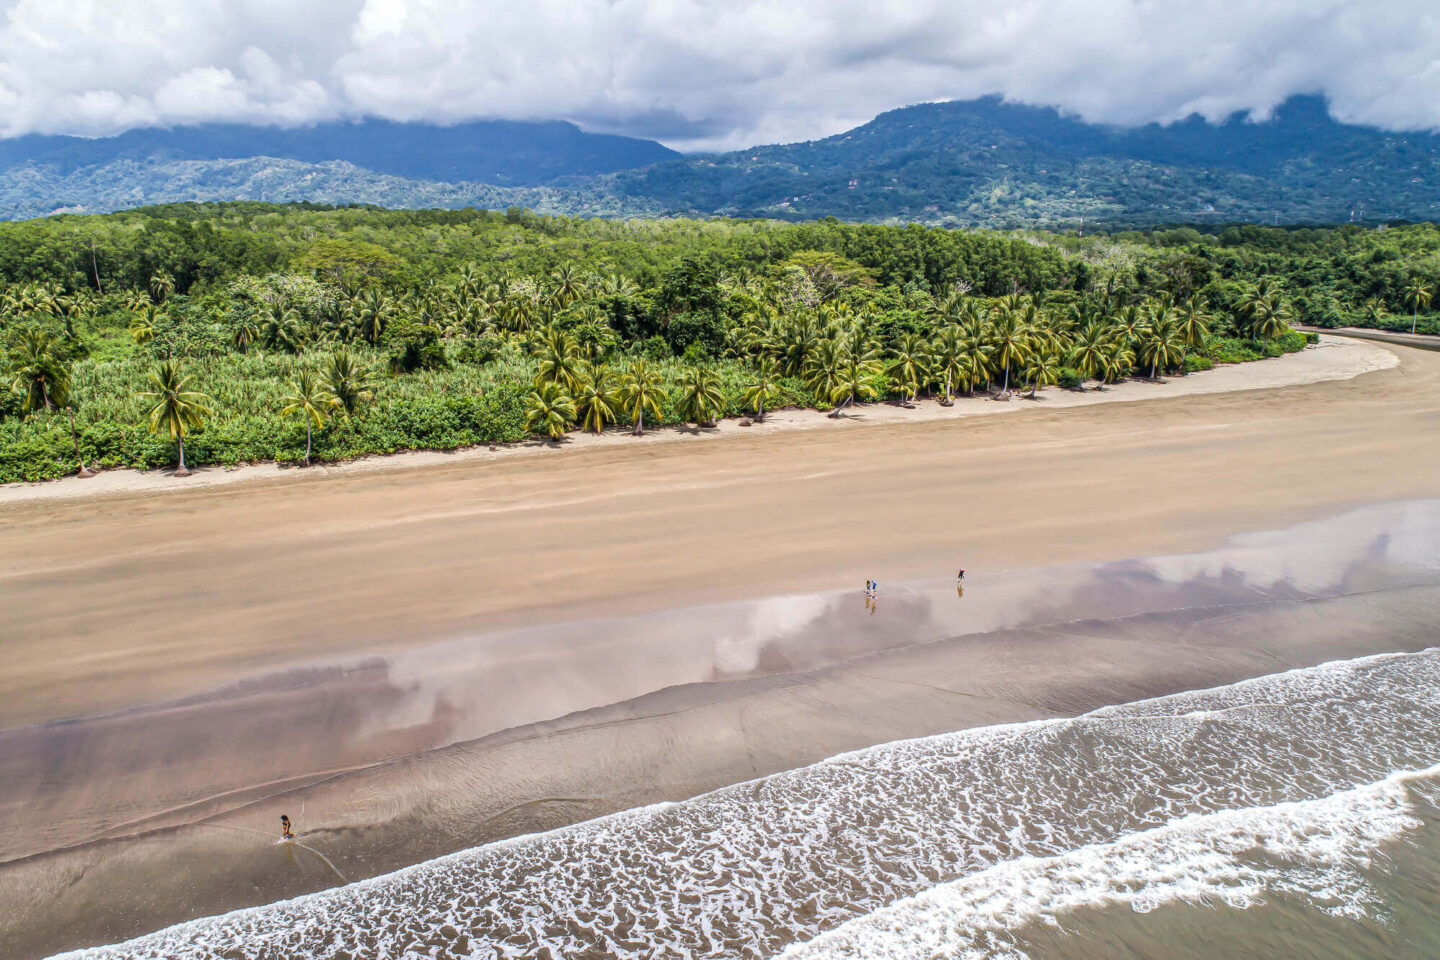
[{"xmin": 0, "ymin": 0, "xmax": 1436, "ymax": 151}]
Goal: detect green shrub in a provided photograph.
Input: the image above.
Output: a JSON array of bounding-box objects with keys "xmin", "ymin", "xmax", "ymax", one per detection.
[
  {"xmin": 1274, "ymin": 329, "xmax": 1308, "ymax": 353},
  {"xmin": 453, "ymin": 336, "xmax": 503, "ymax": 365},
  {"xmin": 636, "ymin": 335, "xmax": 672, "ymax": 361},
  {"xmin": 384, "ymin": 318, "xmax": 449, "ymax": 374}
]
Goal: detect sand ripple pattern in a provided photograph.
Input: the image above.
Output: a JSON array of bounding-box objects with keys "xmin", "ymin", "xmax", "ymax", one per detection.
[{"xmin": 59, "ymin": 649, "xmax": 1440, "ymax": 960}]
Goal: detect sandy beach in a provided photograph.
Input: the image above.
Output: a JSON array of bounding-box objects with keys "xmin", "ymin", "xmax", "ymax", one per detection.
[{"xmin": 4, "ymin": 334, "xmax": 1440, "ymax": 957}]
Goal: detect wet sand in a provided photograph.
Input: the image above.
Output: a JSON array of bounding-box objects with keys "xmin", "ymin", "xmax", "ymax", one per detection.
[{"xmin": 3, "ymin": 338, "xmax": 1440, "ymax": 956}]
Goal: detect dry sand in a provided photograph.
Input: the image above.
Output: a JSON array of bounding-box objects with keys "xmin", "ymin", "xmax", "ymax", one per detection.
[{"xmin": 3, "ymin": 334, "xmax": 1440, "ymax": 958}]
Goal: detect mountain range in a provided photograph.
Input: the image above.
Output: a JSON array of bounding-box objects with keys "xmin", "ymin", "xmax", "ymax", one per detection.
[{"xmin": 2, "ymin": 96, "xmax": 1437, "ymax": 227}]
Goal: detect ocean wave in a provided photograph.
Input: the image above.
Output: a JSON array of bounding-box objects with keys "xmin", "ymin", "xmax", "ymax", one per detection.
[
  {"xmin": 55, "ymin": 649, "xmax": 1440, "ymax": 960},
  {"xmin": 779, "ymin": 763, "xmax": 1440, "ymax": 960}
]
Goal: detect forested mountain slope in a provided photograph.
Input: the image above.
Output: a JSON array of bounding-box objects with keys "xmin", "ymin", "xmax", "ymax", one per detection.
[
  {"xmin": 0, "ymin": 120, "xmax": 677, "ymax": 218},
  {"xmin": 1, "ymin": 97, "xmax": 1437, "ymax": 227},
  {"xmin": 613, "ymin": 96, "xmax": 1440, "ymax": 226}
]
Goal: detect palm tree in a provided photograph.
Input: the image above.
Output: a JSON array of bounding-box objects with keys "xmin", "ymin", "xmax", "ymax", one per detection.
[
  {"xmin": 352, "ymin": 290, "xmax": 391, "ymax": 346},
  {"xmin": 1111, "ymin": 304, "xmax": 1150, "ymax": 366},
  {"xmin": 141, "ymin": 360, "xmax": 211, "ymax": 477},
  {"xmin": 550, "ymin": 264, "xmax": 588, "ymax": 307},
  {"xmin": 886, "ymin": 332, "xmax": 929, "ymax": 406},
  {"xmin": 1024, "ymin": 354, "xmax": 1062, "ymax": 398},
  {"xmin": 837, "ymin": 321, "xmax": 883, "ymax": 363},
  {"xmin": 573, "ymin": 364, "xmax": 621, "ymax": 434},
  {"xmin": 280, "ymin": 370, "xmax": 337, "ymax": 466},
  {"xmin": 743, "ymin": 356, "xmax": 781, "ymax": 421},
  {"xmin": 7, "ymin": 329, "xmax": 94, "ymax": 476},
  {"xmin": 525, "ymin": 381, "xmax": 577, "ymax": 440},
  {"xmin": 232, "ymin": 313, "xmax": 260, "ymax": 352},
  {"xmin": 1238, "ymin": 279, "xmax": 1280, "ymax": 326},
  {"xmin": 675, "ymin": 365, "xmax": 726, "ymax": 427},
  {"xmin": 1174, "ymin": 297, "xmax": 1212, "ymax": 375},
  {"xmin": 988, "ymin": 306, "xmax": 1031, "ymax": 395},
  {"xmin": 619, "ymin": 359, "xmax": 665, "ymax": 436},
  {"xmin": 599, "ymin": 273, "xmax": 639, "ymax": 298},
  {"xmin": 1402, "ymin": 279, "xmax": 1433, "ymax": 334},
  {"xmin": 148, "ymin": 270, "xmax": 176, "ymax": 304},
  {"xmin": 7, "ymin": 328, "xmax": 67, "ymax": 413},
  {"xmin": 776, "ymin": 315, "xmax": 823, "ymax": 377},
  {"xmin": 803, "ymin": 338, "xmax": 847, "ymax": 414},
  {"xmin": 1247, "ymin": 294, "xmax": 1293, "ymax": 342},
  {"xmin": 1140, "ymin": 313, "xmax": 1185, "ymax": 379},
  {"xmin": 1104, "ymin": 333, "xmax": 1135, "ymax": 382},
  {"xmin": 829, "ymin": 353, "xmax": 881, "ymax": 415},
  {"xmin": 456, "ymin": 264, "xmax": 483, "ymax": 301},
  {"xmin": 261, "ymin": 305, "xmax": 306, "ymax": 353},
  {"xmin": 1069, "ymin": 322, "xmax": 1113, "ymax": 391},
  {"xmin": 321, "ymin": 350, "xmax": 373, "ymax": 418},
  {"xmin": 129, "ymin": 303, "xmax": 160, "ymax": 345},
  {"xmin": 957, "ymin": 347, "xmax": 990, "ymax": 397},
  {"xmin": 930, "ymin": 327, "xmax": 964, "ymax": 404},
  {"xmin": 1362, "ymin": 298, "xmax": 1388, "ymax": 327},
  {"xmin": 534, "ymin": 328, "xmax": 584, "ymax": 392}
]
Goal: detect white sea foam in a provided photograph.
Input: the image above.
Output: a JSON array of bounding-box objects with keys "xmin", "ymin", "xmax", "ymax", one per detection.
[
  {"xmin": 54, "ymin": 649, "xmax": 1440, "ymax": 960},
  {"xmin": 779, "ymin": 763, "xmax": 1440, "ymax": 960}
]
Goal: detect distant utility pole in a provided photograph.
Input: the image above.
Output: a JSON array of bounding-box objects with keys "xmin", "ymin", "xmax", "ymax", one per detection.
[{"xmin": 1078, "ymin": 215, "xmax": 1084, "ymax": 238}]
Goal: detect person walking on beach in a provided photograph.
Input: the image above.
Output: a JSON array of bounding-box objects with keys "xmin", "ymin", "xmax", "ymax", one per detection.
[
  {"xmin": 957, "ymin": 568, "xmax": 965, "ymax": 582},
  {"xmin": 280, "ymin": 814, "xmax": 294, "ymax": 841}
]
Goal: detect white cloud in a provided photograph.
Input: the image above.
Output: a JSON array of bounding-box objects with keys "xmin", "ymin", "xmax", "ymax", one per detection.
[{"xmin": 0, "ymin": 0, "xmax": 1436, "ymax": 150}]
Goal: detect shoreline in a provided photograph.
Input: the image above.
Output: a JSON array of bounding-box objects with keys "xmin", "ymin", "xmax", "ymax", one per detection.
[{"xmin": 0, "ymin": 334, "xmax": 1394, "ymax": 507}]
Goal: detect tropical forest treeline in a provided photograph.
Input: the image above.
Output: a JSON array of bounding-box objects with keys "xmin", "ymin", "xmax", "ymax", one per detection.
[{"xmin": 6, "ymin": 203, "xmax": 1434, "ymax": 483}]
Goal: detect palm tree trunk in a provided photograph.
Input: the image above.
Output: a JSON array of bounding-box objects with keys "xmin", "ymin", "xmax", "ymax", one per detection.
[
  {"xmin": 305, "ymin": 422, "xmax": 313, "ymax": 466},
  {"xmin": 758, "ymin": 398, "xmax": 764, "ymax": 422},
  {"xmin": 1151, "ymin": 357, "xmax": 1158, "ymax": 379},
  {"xmin": 68, "ymin": 407, "xmax": 94, "ymax": 478},
  {"xmin": 633, "ymin": 408, "xmax": 644, "ymax": 436},
  {"xmin": 89, "ymin": 239, "xmax": 103, "ymax": 295},
  {"xmin": 1414, "ymin": 305, "xmax": 1419, "ymax": 335},
  {"xmin": 175, "ymin": 434, "xmax": 190, "ymax": 477}
]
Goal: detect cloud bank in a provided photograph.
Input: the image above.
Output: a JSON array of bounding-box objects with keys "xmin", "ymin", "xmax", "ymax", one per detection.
[{"xmin": 0, "ymin": 0, "xmax": 1437, "ymax": 150}]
